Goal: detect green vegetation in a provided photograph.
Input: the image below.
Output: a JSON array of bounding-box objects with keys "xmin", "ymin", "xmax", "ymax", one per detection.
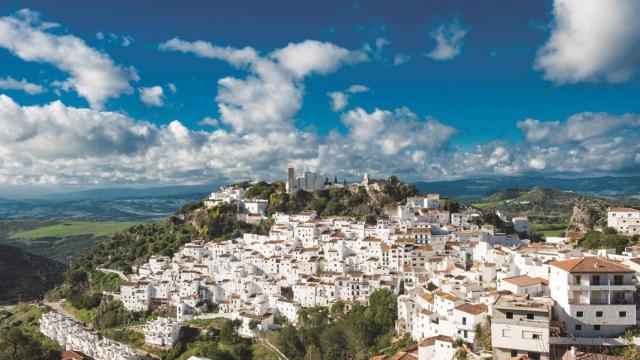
[
  {"xmin": 0, "ymin": 304, "xmax": 61, "ymax": 360},
  {"xmin": 0, "ymin": 220, "xmax": 142, "ymax": 262},
  {"xmin": 471, "ymin": 199, "xmax": 507, "ymax": 209},
  {"xmin": 272, "ymin": 288, "xmax": 400, "ymax": 360},
  {"xmin": 579, "ymin": 228, "xmax": 638, "ymax": 253},
  {"xmin": 471, "ymin": 187, "xmax": 631, "ymax": 229},
  {"xmin": 163, "ymin": 320, "xmax": 253, "ymax": 360},
  {"xmin": 10, "ymin": 221, "xmax": 140, "ymax": 240},
  {"xmin": 0, "ymin": 244, "xmax": 66, "ymax": 305},
  {"xmin": 248, "ymin": 176, "xmax": 417, "ymax": 221},
  {"xmin": 530, "ymin": 222, "xmax": 568, "ymax": 238}
]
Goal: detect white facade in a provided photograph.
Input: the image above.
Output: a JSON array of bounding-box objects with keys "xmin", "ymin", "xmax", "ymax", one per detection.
[
  {"xmin": 40, "ymin": 311, "xmax": 139, "ymax": 360},
  {"xmin": 143, "ymin": 317, "xmax": 181, "ymax": 348},
  {"xmin": 549, "ymin": 257, "xmax": 636, "ymax": 337},
  {"xmin": 607, "ymin": 208, "xmax": 640, "ymax": 235},
  {"xmin": 491, "ymin": 294, "xmax": 551, "ymax": 360}
]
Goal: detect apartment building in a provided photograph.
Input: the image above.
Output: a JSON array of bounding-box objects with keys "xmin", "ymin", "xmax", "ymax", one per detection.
[
  {"xmin": 549, "ymin": 257, "xmax": 636, "ymax": 337},
  {"xmin": 607, "ymin": 207, "xmax": 640, "ymax": 235},
  {"xmin": 491, "ymin": 294, "xmax": 552, "ymax": 360}
]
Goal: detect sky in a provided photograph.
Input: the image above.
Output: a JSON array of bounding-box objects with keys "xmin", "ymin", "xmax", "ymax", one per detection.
[{"xmin": 0, "ymin": 0, "xmax": 639, "ymax": 194}]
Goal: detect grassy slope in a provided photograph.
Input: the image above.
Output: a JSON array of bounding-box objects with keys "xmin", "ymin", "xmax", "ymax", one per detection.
[
  {"xmin": 0, "ymin": 220, "xmax": 142, "ymax": 262},
  {"xmin": 10, "ymin": 221, "xmax": 139, "ymax": 240}
]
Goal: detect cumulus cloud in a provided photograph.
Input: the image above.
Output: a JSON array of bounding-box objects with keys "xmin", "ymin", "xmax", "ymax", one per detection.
[
  {"xmin": 198, "ymin": 117, "xmax": 218, "ymax": 127},
  {"xmin": 167, "ymin": 83, "xmax": 177, "ymax": 94},
  {"xmin": 393, "ymin": 53, "xmax": 411, "ymax": 66},
  {"xmin": 0, "ymin": 76, "xmax": 45, "ymax": 94},
  {"xmin": 517, "ymin": 112, "xmax": 640, "ymax": 144},
  {"xmin": 160, "ymin": 38, "xmax": 368, "ymax": 133},
  {"xmin": 535, "ymin": 0, "xmax": 640, "ymax": 83},
  {"xmin": 139, "ymin": 86, "xmax": 165, "ymax": 107},
  {"xmin": 327, "ymin": 84, "xmax": 370, "ymax": 112},
  {"xmin": 96, "ymin": 31, "xmax": 134, "ymax": 47},
  {"xmin": 426, "ymin": 18, "xmax": 468, "ymax": 61},
  {"xmin": 0, "ymin": 9, "xmax": 138, "ymax": 109}
]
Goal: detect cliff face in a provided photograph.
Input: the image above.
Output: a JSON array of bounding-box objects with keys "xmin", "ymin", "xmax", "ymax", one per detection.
[{"xmin": 570, "ymin": 204, "xmax": 595, "ymax": 231}]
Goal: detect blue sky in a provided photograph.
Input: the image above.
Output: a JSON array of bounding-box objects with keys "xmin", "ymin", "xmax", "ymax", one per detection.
[{"xmin": 0, "ymin": 0, "xmax": 639, "ymax": 192}]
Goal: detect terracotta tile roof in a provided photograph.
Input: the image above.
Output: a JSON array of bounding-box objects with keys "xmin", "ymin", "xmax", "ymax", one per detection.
[
  {"xmin": 503, "ymin": 275, "xmax": 547, "ymax": 287},
  {"xmin": 418, "ymin": 335, "xmax": 453, "ymax": 347},
  {"xmin": 455, "ymin": 302, "xmax": 488, "ymax": 315},
  {"xmin": 550, "ymin": 257, "xmax": 633, "ymax": 273}
]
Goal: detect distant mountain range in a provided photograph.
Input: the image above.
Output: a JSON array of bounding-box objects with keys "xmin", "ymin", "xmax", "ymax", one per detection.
[
  {"xmin": 414, "ymin": 175, "xmax": 640, "ymax": 200},
  {"xmin": 0, "ymin": 175, "xmax": 638, "ymax": 221}
]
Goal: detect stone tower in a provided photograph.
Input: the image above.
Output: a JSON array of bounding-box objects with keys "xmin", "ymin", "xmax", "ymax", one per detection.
[{"xmin": 287, "ymin": 164, "xmax": 295, "ymax": 194}]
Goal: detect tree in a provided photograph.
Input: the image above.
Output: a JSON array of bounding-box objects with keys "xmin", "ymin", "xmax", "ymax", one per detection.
[
  {"xmin": 249, "ymin": 319, "xmax": 260, "ymax": 332},
  {"xmin": 220, "ymin": 319, "xmax": 241, "ymax": 344},
  {"xmin": 0, "ymin": 328, "xmax": 59, "ymax": 360},
  {"xmin": 621, "ymin": 328, "xmax": 640, "ymax": 360},
  {"xmin": 303, "ymin": 344, "xmax": 322, "ymax": 360}
]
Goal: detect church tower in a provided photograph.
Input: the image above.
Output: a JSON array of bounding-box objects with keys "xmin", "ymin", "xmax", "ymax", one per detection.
[{"xmin": 287, "ymin": 164, "xmax": 295, "ymax": 194}]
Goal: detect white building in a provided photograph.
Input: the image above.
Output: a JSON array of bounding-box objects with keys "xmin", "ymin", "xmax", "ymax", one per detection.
[
  {"xmin": 40, "ymin": 311, "xmax": 139, "ymax": 360},
  {"xmin": 143, "ymin": 317, "xmax": 181, "ymax": 348},
  {"xmin": 607, "ymin": 207, "xmax": 640, "ymax": 235},
  {"xmin": 491, "ymin": 294, "xmax": 551, "ymax": 360},
  {"xmin": 549, "ymin": 257, "xmax": 636, "ymax": 337}
]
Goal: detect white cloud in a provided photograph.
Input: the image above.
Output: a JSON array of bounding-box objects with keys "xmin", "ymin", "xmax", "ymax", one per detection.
[
  {"xmin": 0, "ymin": 76, "xmax": 45, "ymax": 94},
  {"xmin": 139, "ymin": 86, "xmax": 165, "ymax": 107},
  {"xmin": 517, "ymin": 112, "xmax": 640, "ymax": 144},
  {"xmin": 535, "ymin": 0, "xmax": 640, "ymax": 83},
  {"xmin": 327, "ymin": 85, "xmax": 370, "ymax": 112},
  {"xmin": 160, "ymin": 38, "xmax": 368, "ymax": 133},
  {"xmin": 426, "ymin": 18, "xmax": 468, "ymax": 61},
  {"xmin": 0, "ymin": 9, "xmax": 138, "ymax": 109},
  {"xmin": 328, "ymin": 91, "xmax": 348, "ymax": 112},
  {"xmin": 393, "ymin": 53, "xmax": 411, "ymax": 66},
  {"xmin": 346, "ymin": 84, "xmax": 369, "ymax": 94},
  {"xmin": 167, "ymin": 83, "xmax": 177, "ymax": 94},
  {"xmin": 270, "ymin": 40, "xmax": 369, "ymax": 78},
  {"xmin": 198, "ymin": 117, "xmax": 218, "ymax": 127}
]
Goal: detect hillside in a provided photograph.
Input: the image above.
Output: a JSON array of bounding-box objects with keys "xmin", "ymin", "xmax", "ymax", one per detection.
[
  {"xmin": 0, "ymin": 220, "xmax": 141, "ymax": 263},
  {"xmin": 0, "ymin": 192, "xmax": 208, "ymax": 221},
  {"xmin": 0, "ymin": 245, "xmax": 67, "ymax": 304},
  {"xmin": 415, "ymin": 175, "xmax": 640, "ymax": 200},
  {"xmin": 471, "ymin": 187, "xmax": 638, "ymax": 236}
]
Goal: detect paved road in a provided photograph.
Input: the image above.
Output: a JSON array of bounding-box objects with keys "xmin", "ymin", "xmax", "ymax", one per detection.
[
  {"xmin": 44, "ymin": 300, "xmax": 79, "ymax": 322},
  {"xmin": 263, "ymin": 337, "xmax": 289, "ymax": 360},
  {"xmin": 96, "ymin": 267, "xmax": 130, "ymax": 282}
]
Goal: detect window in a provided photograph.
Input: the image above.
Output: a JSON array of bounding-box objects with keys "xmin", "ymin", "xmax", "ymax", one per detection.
[
  {"xmin": 502, "ymin": 329, "xmax": 512, "ymax": 337},
  {"xmin": 594, "ymin": 325, "xmax": 601, "ymax": 331},
  {"xmin": 532, "ymin": 334, "xmax": 540, "ymax": 339},
  {"xmin": 614, "ymin": 275, "xmax": 623, "ymax": 285},
  {"xmin": 464, "ymin": 330, "xmax": 468, "ymax": 338},
  {"xmin": 575, "ymin": 275, "xmax": 581, "ymax": 284},
  {"xmin": 527, "ymin": 313, "xmax": 534, "ymax": 320},
  {"xmin": 462, "ymin": 317, "xmax": 467, "ymax": 325},
  {"xmin": 511, "ymin": 350, "xmax": 518, "ymax": 357},
  {"xmin": 620, "ymin": 311, "xmax": 627, "ymax": 317},
  {"xmin": 506, "ymin": 312, "xmax": 513, "ymax": 319},
  {"xmin": 575, "ymin": 325, "xmax": 582, "ymax": 331},
  {"xmin": 596, "ymin": 311, "xmax": 603, "ymax": 318},
  {"xmin": 576, "ymin": 311, "xmax": 583, "ymax": 317},
  {"xmin": 592, "ymin": 275, "xmax": 600, "ymax": 285}
]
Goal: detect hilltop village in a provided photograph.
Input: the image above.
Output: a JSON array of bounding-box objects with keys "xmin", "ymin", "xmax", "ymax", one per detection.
[{"xmin": 37, "ymin": 167, "xmax": 640, "ymax": 360}]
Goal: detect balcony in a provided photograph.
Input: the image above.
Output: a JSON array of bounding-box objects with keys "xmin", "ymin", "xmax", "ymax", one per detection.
[
  {"xmin": 569, "ymin": 284, "xmax": 635, "ymax": 291},
  {"xmin": 569, "ymin": 298, "xmax": 634, "ymax": 305}
]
